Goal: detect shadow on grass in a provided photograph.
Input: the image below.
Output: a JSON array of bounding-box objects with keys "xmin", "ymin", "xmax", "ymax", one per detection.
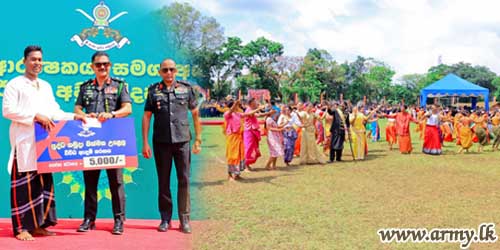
[
  {"xmin": 342, "ymin": 152, "xmax": 384, "ymax": 162},
  {"xmin": 236, "ymin": 173, "xmax": 295, "ymax": 186},
  {"xmin": 192, "ymin": 172, "xmax": 296, "ymax": 188},
  {"xmin": 275, "ymin": 164, "xmax": 305, "ymax": 172},
  {"xmin": 191, "ymin": 180, "xmax": 225, "ymax": 190},
  {"xmin": 249, "ymin": 165, "xmax": 303, "ymax": 172}
]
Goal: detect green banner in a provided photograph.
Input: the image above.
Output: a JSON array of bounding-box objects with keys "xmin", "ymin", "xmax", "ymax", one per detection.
[{"xmin": 0, "ymin": 0, "xmax": 204, "ymax": 220}]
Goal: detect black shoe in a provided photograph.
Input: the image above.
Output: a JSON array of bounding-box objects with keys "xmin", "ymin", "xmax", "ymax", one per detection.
[
  {"xmin": 327, "ymin": 160, "xmax": 334, "ymax": 163},
  {"xmin": 157, "ymin": 220, "xmax": 170, "ymax": 232},
  {"xmin": 112, "ymin": 219, "xmax": 123, "ymax": 235},
  {"xmin": 77, "ymin": 218, "xmax": 95, "ymax": 232}
]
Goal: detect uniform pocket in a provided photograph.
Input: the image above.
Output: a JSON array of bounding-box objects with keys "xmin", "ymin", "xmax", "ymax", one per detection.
[{"xmin": 176, "ymin": 98, "xmax": 187, "ymax": 106}]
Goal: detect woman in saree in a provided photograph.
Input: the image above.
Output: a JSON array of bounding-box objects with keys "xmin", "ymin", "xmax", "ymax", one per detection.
[
  {"xmin": 453, "ymin": 111, "xmax": 463, "ymax": 141},
  {"xmin": 457, "ymin": 111, "xmax": 473, "ymax": 154},
  {"xmin": 265, "ymin": 110, "xmax": 284, "ymax": 170},
  {"xmin": 349, "ymin": 105, "xmax": 380, "ymax": 160},
  {"xmin": 299, "ymin": 103, "xmax": 327, "ymax": 165},
  {"xmin": 441, "ymin": 110, "xmax": 454, "ymax": 143},
  {"xmin": 473, "ymin": 110, "xmax": 489, "ymax": 152},
  {"xmin": 223, "ymin": 99, "xmax": 245, "ymax": 181},
  {"xmin": 369, "ymin": 108, "xmax": 380, "ymax": 142},
  {"xmin": 422, "ymin": 105, "xmax": 443, "ymax": 155},
  {"xmin": 243, "ymin": 98, "xmax": 272, "ymax": 171},
  {"xmin": 385, "ymin": 108, "xmax": 397, "ymax": 150}
]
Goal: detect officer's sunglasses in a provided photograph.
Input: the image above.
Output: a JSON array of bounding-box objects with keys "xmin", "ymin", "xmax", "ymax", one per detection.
[
  {"xmin": 160, "ymin": 67, "xmax": 176, "ymax": 73},
  {"xmin": 93, "ymin": 62, "xmax": 111, "ymax": 68}
]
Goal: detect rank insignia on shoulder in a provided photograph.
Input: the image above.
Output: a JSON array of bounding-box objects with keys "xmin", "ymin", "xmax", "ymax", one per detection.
[
  {"xmin": 82, "ymin": 79, "xmax": 93, "ymax": 85},
  {"xmin": 111, "ymin": 77, "xmax": 125, "ymax": 83},
  {"xmin": 176, "ymin": 80, "xmax": 191, "ymax": 87}
]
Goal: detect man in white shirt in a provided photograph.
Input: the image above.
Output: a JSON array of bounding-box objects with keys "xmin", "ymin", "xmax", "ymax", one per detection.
[{"xmin": 2, "ymin": 45, "xmax": 86, "ymax": 241}]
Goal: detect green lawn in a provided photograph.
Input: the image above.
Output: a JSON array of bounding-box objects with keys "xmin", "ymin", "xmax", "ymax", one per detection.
[{"xmin": 193, "ymin": 120, "xmax": 500, "ymax": 250}]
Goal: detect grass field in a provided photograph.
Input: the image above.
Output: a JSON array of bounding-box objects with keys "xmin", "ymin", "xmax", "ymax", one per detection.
[{"xmin": 193, "ymin": 120, "xmax": 500, "ymax": 250}]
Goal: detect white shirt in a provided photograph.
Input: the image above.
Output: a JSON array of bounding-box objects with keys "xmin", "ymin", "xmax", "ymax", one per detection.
[
  {"xmin": 290, "ymin": 111, "xmax": 303, "ymax": 127},
  {"xmin": 2, "ymin": 75, "xmax": 75, "ymax": 173},
  {"xmin": 426, "ymin": 114, "xmax": 440, "ymax": 126}
]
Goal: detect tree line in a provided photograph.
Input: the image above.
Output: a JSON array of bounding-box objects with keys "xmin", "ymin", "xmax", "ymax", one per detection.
[{"xmin": 155, "ymin": 2, "xmax": 500, "ymax": 105}]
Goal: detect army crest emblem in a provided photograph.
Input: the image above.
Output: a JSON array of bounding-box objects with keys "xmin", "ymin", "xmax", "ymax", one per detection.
[{"xmin": 70, "ymin": 1, "xmax": 130, "ymax": 51}]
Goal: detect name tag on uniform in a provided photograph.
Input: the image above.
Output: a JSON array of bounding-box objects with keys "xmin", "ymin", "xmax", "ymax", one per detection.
[{"xmin": 153, "ymin": 92, "xmax": 164, "ymax": 100}]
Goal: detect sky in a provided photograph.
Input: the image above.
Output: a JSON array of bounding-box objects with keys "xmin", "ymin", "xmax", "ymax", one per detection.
[{"xmin": 149, "ymin": 0, "xmax": 500, "ymax": 78}]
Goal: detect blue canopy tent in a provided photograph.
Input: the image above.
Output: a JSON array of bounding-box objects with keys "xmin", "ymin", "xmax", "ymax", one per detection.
[{"xmin": 420, "ymin": 73, "xmax": 490, "ymax": 111}]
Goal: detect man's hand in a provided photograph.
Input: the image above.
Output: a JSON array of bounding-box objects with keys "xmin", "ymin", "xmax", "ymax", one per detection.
[
  {"xmin": 74, "ymin": 114, "xmax": 87, "ymax": 124},
  {"xmin": 192, "ymin": 139, "xmax": 202, "ymax": 154},
  {"xmin": 87, "ymin": 112, "xmax": 98, "ymax": 118},
  {"xmin": 35, "ymin": 114, "xmax": 55, "ymax": 131},
  {"xmin": 143, "ymin": 143, "xmax": 152, "ymax": 159},
  {"xmin": 97, "ymin": 112, "xmax": 113, "ymax": 122}
]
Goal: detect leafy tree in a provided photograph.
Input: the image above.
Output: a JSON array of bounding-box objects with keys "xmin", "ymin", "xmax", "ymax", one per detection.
[
  {"xmin": 364, "ymin": 65, "xmax": 395, "ymax": 101},
  {"xmin": 191, "ymin": 37, "xmax": 246, "ymax": 97},
  {"xmin": 289, "ymin": 56, "xmax": 327, "ymax": 102},
  {"xmin": 394, "ymin": 74, "xmax": 427, "ymax": 104},
  {"xmin": 190, "ymin": 49, "xmax": 219, "ymax": 90},
  {"xmin": 155, "ymin": 2, "xmax": 224, "ymax": 53},
  {"xmin": 236, "ymin": 74, "xmax": 259, "ymax": 96},
  {"xmin": 491, "ymin": 77, "xmax": 500, "ymax": 100},
  {"xmin": 239, "ymin": 37, "xmax": 284, "ymax": 98}
]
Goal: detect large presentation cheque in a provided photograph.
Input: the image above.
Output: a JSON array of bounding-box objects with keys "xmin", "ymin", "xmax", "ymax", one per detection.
[{"xmin": 35, "ymin": 118, "xmax": 138, "ymax": 173}]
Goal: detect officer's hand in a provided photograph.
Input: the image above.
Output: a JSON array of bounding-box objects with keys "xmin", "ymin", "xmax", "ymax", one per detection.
[
  {"xmin": 35, "ymin": 114, "xmax": 55, "ymax": 131},
  {"xmin": 87, "ymin": 112, "xmax": 98, "ymax": 118},
  {"xmin": 143, "ymin": 144, "xmax": 152, "ymax": 159},
  {"xmin": 192, "ymin": 140, "xmax": 201, "ymax": 154},
  {"xmin": 97, "ymin": 112, "xmax": 113, "ymax": 122},
  {"xmin": 74, "ymin": 114, "xmax": 87, "ymax": 124}
]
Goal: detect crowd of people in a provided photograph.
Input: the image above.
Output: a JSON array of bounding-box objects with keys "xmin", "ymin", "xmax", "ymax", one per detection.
[{"xmin": 219, "ymin": 95, "xmax": 500, "ymax": 181}]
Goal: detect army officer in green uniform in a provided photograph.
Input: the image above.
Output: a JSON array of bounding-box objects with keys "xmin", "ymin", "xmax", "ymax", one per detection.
[
  {"xmin": 74, "ymin": 51, "xmax": 132, "ymax": 235},
  {"xmin": 142, "ymin": 59, "xmax": 202, "ymax": 233}
]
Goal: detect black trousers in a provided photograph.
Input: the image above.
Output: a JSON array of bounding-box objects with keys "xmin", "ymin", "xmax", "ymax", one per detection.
[
  {"xmin": 330, "ymin": 132, "xmax": 345, "ymax": 162},
  {"xmin": 329, "ymin": 149, "xmax": 343, "ymax": 162},
  {"xmin": 83, "ymin": 168, "xmax": 125, "ymax": 221},
  {"xmin": 152, "ymin": 141, "xmax": 191, "ymax": 222}
]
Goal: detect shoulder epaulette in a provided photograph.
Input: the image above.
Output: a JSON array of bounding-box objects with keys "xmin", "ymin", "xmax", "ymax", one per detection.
[
  {"xmin": 111, "ymin": 77, "xmax": 125, "ymax": 83},
  {"xmin": 148, "ymin": 82, "xmax": 159, "ymax": 90},
  {"xmin": 82, "ymin": 79, "xmax": 93, "ymax": 85},
  {"xmin": 176, "ymin": 80, "xmax": 191, "ymax": 86},
  {"xmin": 80, "ymin": 79, "xmax": 94, "ymax": 89}
]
